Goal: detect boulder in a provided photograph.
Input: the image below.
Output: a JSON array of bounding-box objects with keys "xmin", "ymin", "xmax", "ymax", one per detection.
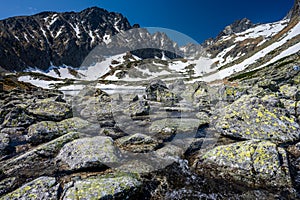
[
  {"xmin": 26, "ymin": 98, "xmax": 72, "ymax": 121},
  {"xmin": 1, "ymin": 107, "xmax": 35, "ymax": 128},
  {"xmin": 128, "ymin": 100, "xmax": 150, "ymax": 117},
  {"xmin": 115, "ymin": 133, "xmax": 160, "ymax": 153},
  {"xmin": 0, "ymin": 133, "xmax": 10, "ymax": 157},
  {"xmin": 63, "ymin": 174, "xmax": 141, "ymax": 200},
  {"xmin": 195, "ymin": 140, "xmax": 292, "ymax": 189},
  {"xmin": 55, "ymin": 136, "xmax": 120, "ymax": 171},
  {"xmin": 215, "ymin": 95, "xmax": 300, "ymax": 144},
  {"xmin": 0, "ymin": 132, "xmax": 79, "ymax": 179},
  {"xmin": 27, "ymin": 117, "xmax": 94, "ymax": 144},
  {"xmin": 1, "ymin": 176, "xmax": 59, "ymax": 200},
  {"xmin": 146, "ymin": 80, "xmax": 179, "ymax": 104},
  {"xmin": 149, "ymin": 118, "xmax": 201, "ymax": 135}
]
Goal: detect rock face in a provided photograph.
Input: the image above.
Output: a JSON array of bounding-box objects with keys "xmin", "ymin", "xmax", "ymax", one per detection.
[
  {"xmin": 195, "ymin": 140, "xmax": 292, "ymax": 189},
  {"xmin": 63, "ymin": 174, "xmax": 141, "ymax": 200},
  {"xmin": 215, "ymin": 94, "xmax": 300, "ymax": 144},
  {"xmin": 217, "ymin": 18, "xmax": 254, "ymax": 38},
  {"xmin": 0, "ymin": 7, "xmax": 132, "ymax": 71}
]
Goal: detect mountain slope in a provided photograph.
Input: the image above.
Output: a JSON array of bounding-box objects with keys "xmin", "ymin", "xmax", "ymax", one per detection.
[{"xmin": 0, "ymin": 7, "xmax": 132, "ymax": 71}]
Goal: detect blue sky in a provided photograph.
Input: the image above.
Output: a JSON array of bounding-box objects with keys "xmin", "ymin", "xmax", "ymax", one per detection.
[{"xmin": 0, "ymin": 0, "xmax": 294, "ymax": 44}]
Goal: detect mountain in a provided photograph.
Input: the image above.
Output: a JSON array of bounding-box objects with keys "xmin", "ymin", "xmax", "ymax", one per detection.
[
  {"xmin": 0, "ymin": 7, "xmax": 132, "ymax": 71},
  {"xmin": 0, "ymin": 7, "xmax": 185, "ymax": 72}
]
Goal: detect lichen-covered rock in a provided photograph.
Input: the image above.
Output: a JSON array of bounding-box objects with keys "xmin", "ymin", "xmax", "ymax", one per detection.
[
  {"xmin": 279, "ymin": 84, "xmax": 300, "ymax": 100},
  {"xmin": 215, "ymin": 95, "xmax": 300, "ymax": 144},
  {"xmin": 1, "ymin": 107, "xmax": 35, "ymax": 128},
  {"xmin": 146, "ymin": 80, "xmax": 179, "ymax": 104},
  {"xmin": 0, "ymin": 133, "xmax": 10, "ymax": 156},
  {"xmin": 115, "ymin": 133, "xmax": 160, "ymax": 153},
  {"xmin": 1, "ymin": 176, "xmax": 59, "ymax": 200},
  {"xmin": 0, "ymin": 177, "xmax": 16, "ymax": 196},
  {"xmin": 0, "ymin": 132, "xmax": 79, "ymax": 179},
  {"xmin": 195, "ymin": 140, "xmax": 292, "ymax": 189},
  {"xmin": 128, "ymin": 100, "xmax": 150, "ymax": 117},
  {"xmin": 63, "ymin": 174, "xmax": 141, "ymax": 200},
  {"xmin": 257, "ymin": 80, "xmax": 279, "ymax": 91},
  {"xmin": 149, "ymin": 118, "xmax": 200, "ymax": 135},
  {"xmin": 79, "ymin": 97, "xmax": 115, "ymax": 126},
  {"xmin": 99, "ymin": 128, "xmax": 127, "ymax": 140},
  {"xmin": 280, "ymin": 99, "xmax": 299, "ymax": 116},
  {"xmin": 27, "ymin": 117, "xmax": 94, "ymax": 144},
  {"xmin": 117, "ymin": 160, "xmax": 155, "ymax": 173},
  {"xmin": 219, "ymin": 85, "xmax": 248, "ymax": 102},
  {"xmin": 55, "ymin": 136, "xmax": 120, "ymax": 171},
  {"xmin": 26, "ymin": 98, "xmax": 72, "ymax": 121}
]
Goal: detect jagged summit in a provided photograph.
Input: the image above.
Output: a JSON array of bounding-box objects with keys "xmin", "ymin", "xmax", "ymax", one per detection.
[
  {"xmin": 0, "ymin": 7, "xmax": 132, "ymax": 71},
  {"xmin": 217, "ymin": 18, "xmax": 254, "ymax": 38},
  {"xmin": 285, "ymin": 0, "xmax": 300, "ymax": 20}
]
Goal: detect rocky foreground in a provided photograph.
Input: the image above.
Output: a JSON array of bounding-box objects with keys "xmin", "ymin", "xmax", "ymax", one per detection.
[{"xmin": 0, "ymin": 56, "xmax": 300, "ymax": 199}]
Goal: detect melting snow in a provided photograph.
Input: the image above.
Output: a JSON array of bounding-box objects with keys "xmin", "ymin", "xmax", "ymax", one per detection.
[
  {"xmin": 18, "ymin": 76, "xmax": 63, "ymax": 89},
  {"xmin": 103, "ymin": 33, "xmax": 112, "ymax": 44},
  {"xmin": 235, "ymin": 20, "xmax": 288, "ymax": 42}
]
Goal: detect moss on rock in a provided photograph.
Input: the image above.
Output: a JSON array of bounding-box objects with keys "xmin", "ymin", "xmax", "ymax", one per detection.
[{"xmin": 196, "ymin": 140, "xmax": 292, "ymax": 189}]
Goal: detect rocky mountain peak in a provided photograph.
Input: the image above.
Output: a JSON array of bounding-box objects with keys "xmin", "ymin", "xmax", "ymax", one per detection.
[
  {"xmin": 217, "ymin": 18, "xmax": 254, "ymax": 38},
  {"xmin": 285, "ymin": 0, "xmax": 300, "ymax": 20},
  {"xmin": 0, "ymin": 7, "xmax": 132, "ymax": 71}
]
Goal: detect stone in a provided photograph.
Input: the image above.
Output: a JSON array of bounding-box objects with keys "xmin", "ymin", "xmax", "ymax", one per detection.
[
  {"xmin": 27, "ymin": 117, "xmax": 94, "ymax": 144},
  {"xmin": 63, "ymin": 174, "xmax": 141, "ymax": 200},
  {"xmin": 115, "ymin": 133, "xmax": 160, "ymax": 153},
  {"xmin": 99, "ymin": 128, "xmax": 127, "ymax": 140},
  {"xmin": 195, "ymin": 140, "xmax": 292, "ymax": 189},
  {"xmin": 0, "ymin": 132, "xmax": 79, "ymax": 179},
  {"xmin": 215, "ymin": 95, "xmax": 300, "ymax": 144},
  {"xmin": 55, "ymin": 136, "xmax": 120, "ymax": 171},
  {"xmin": 1, "ymin": 107, "xmax": 35, "ymax": 128},
  {"xmin": 149, "ymin": 118, "xmax": 200, "ymax": 135},
  {"xmin": 0, "ymin": 133, "xmax": 10, "ymax": 157},
  {"xmin": 128, "ymin": 100, "xmax": 150, "ymax": 117},
  {"xmin": 146, "ymin": 80, "xmax": 179, "ymax": 104},
  {"xmin": 26, "ymin": 98, "xmax": 72, "ymax": 121},
  {"xmin": 1, "ymin": 176, "xmax": 59, "ymax": 200}
]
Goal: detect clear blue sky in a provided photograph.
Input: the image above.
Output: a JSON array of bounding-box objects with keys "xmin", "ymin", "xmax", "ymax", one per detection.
[{"xmin": 0, "ymin": 0, "xmax": 294, "ymax": 44}]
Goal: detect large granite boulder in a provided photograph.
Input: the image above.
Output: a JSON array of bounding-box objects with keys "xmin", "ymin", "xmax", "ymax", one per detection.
[
  {"xmin": 215, "ymin": 95, "xmax": 300, "ymax": 144},
  {"xmin": 27, "ymin": 117, "xmax": 94, "ymax": 144},
  {"xmin": 1, "ymin": 176, "xmax": 59, "ymax": 200},
  {"xmin": 63, "ymin": 174, "xmax": 141, "ymax": 200},
  {"xmin": 194, "ymin": 140, "xmax": 292, "ymax": 189},
  {"xmin": 26, "ymin": 98, "xmax": 72, "ymax": 121},
  {"xmin": 55, "ymin": 136, "xmax": 120, "ymax": 171},
  {"xmin": 115, "ymin": 133, "xmax": 160, "ymax": 153}
]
